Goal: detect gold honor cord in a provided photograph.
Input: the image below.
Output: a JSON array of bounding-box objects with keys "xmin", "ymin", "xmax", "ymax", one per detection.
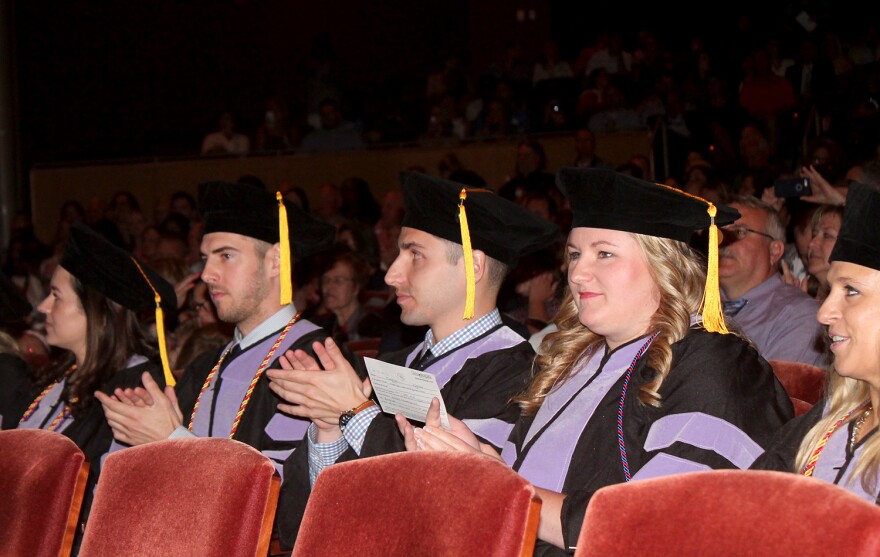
[
  {"xmin": 130, "ymin": 257, "xmax": 176, "ymax": 387},
  {"xmin": 653, "ymin": 183, "xmax": 729, "ymax": 335},
  {"xmin": 277, "ymin": 192, "xmax": 293, "ymax": 306}
]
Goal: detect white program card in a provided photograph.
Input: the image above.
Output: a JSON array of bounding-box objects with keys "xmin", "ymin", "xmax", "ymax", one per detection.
[{"xmin": 364, "ymin": 357, "xmax": 450, "ymax": 429}]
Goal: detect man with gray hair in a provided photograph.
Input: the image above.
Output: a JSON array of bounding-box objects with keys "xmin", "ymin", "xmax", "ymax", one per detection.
[{"xmin": 718, "ymin": 196, "xmax": 825, "ymax": 365}]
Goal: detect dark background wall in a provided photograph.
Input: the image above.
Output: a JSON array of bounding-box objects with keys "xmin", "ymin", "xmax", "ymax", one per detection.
[{"xmin": 12, "ymin": 0, "xmax": 879, "ymax": 167}]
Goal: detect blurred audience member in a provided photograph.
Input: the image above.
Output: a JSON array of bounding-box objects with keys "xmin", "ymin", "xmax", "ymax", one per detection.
[
  {"xmin": 299, "ymin": 98, "xmax": 364, "ymax": 153},
  {"xmin": 314, "ymin": 250, "xmax": 385, "ymax": 343},
  {"xmin": 572, "ymin": 128, "xmax": 612, "ymax": 168},
  {"xmin": 201, "ymin": 111, "xmax": 250, "ymax": 155}
]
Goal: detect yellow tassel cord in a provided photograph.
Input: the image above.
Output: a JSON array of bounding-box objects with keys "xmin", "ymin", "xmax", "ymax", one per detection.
[
  {"xmin": 458, "ymin": 188, "xmax": 475, "ymax": 320},
  {"xmin": 130, "ymin": 257, "xmax": 175, "ymax": 387},
  {"xmin": 699, "ymin": 204, "xmax": 729, "ymax": 334},
  {"xmin": 652, "ymin": 182, "xmax": 729, "ymax": 334},
  {"xmin": 277, "ymin": 192, "xmax": 293, "ymax": 306}
]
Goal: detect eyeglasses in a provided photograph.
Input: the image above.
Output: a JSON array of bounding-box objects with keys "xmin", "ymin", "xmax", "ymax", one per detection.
[
  {"xmin": 721, "ymin": 225, "xmax": 774, "ymax": 244},
  {"xmin": 321, "ymin": 276, "xmax": 354, "ymax": 287}
]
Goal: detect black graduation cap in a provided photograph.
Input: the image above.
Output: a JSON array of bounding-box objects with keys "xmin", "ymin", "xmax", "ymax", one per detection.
[
  {"xmin": 400, "ymin": 172, "xmax": 560, "ymax": 265},
  {"xmin": 61, "ymin": 222, "xmax": 176, "ymax": 385},
  {"xmin": 556, "ymin": 167, "xmax": 741, "ymax": 334},
  {"xmin": 199, "ymin": 181, "xmax": 336, "ymax": 306},
  {"xmin": 0, "ymin": 271, "xmax": 31, "ymax": 325},
  {"xmin": 400, "ymin": 171, "xmax": 561, "ymax": 318},
  {"xmin": 61, "ymin": 222, "xmax": 177, "ymax": 315},
  {"xmin": 557, "ymin": 167, "xmax": 740, "ymax": 241},
  {"xmin": 830, "ymin": 183, "xmax": 880, "ymax": 271},
  {"xmin": 199, "ymin": 181, "xmax": 336, "ymax": 261}
]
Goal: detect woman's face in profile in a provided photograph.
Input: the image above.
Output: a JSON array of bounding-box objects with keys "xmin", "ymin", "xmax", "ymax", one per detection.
[
  {"xmin": 566, "ymin": 228, "xmax": 661, "ymax": 349},
  {"xmin": 37, "ymin": 266, "xmax": 88, "ymax": 360},
  {"xmin": 808, "ymin": 212, "xmax": 842, "ymax": 288},
  {"xmin": 819, "ymin": 261, "xmax": 880, "ymax": 381}
]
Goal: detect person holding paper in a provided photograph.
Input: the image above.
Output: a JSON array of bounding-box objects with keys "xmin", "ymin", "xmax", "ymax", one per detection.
[
  {"xmin": 270, "ymin": 171, "xmax": 560, "ymax": 548},
  {"xmin": 398, "ymin": 168, "xmax": 794, "ymax": 556},
  {"xmin": 97, "ymin": 181, "xmax": 342, "ymax": 477}
]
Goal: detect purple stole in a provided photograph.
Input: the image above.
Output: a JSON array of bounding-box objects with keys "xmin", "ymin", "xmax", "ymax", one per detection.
[
  {"xmin": 18, "ymin": 378, "xmax": 73, "ymax": 433},
  {"xmin": 502, "ymin": 341, "xmax": 644, "ymax": 492},
  {"xmin": 403, "ymin": 326, "xmax": 524, "ymax": 388},
  {"xmin": 813, "ymin": 416, "xmax": 880, "ymax": 504},
  {"xmin": 190, "ymin": 320, "xmax": 321, "ymax": 440}
]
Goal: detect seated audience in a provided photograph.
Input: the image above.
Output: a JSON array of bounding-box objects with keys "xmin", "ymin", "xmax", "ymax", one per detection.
[{"xmin": 396, "ymin": 168, "xmax": 793, "ymax": 556}]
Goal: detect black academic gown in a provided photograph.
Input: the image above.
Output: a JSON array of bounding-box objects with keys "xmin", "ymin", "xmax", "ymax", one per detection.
[
  {"xmin": 176, "ymin": 324, "xmax": 332, "ymax": 460},
  {"xmin": 17, "ymin": 358, "xmax": 165, "ymax": 553},
  {"xmin": 0, "ymin": 352, "xmax": 32, "ymax": 429},
  {"xmin": 752, "ymin": 400, "xmax": 880, "ymax": 505},
  {"xmin": 277, "ymin": 324, "xmax": 536, "ymax": 549},
  {"xmin": 507, "ymin": 330, "xmax": 792, "ymax": 556}
]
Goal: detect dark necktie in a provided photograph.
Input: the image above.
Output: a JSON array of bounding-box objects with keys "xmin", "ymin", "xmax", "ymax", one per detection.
[
  {"xmin": 412, "ymin": 348, "xmax": 436, "ymax": 370},
  {"xmin": 722, "ymin": 299, "xmax": 749, "ymax": 317}
]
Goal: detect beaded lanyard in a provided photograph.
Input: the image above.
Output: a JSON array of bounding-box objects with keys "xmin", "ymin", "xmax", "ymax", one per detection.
[
  {"xmin": 801, "ymin": 401, "xmax": 870, "ymax": 477},
  {"xmin": 19, "ymin": 365, "xmax": 78, "ymax": 431},
  {"xmin": 187, "ymin": 312, "xmax": 301, "ymax": 439},
  {"xmin": 617, "ymin": 334, "xmax": 658, "ymax": 482}
]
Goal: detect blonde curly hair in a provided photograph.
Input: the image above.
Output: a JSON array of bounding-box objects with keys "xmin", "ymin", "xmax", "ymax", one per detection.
[{"xmin": 517, "ymin": 233, "xmax": 706, "ymax": 415}]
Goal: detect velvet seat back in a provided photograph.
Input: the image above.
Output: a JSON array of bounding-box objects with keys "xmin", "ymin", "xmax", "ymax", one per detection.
[
  {"xmin": 769, "ymin": 359, "xmax": 826, "ymax": 416},
  {"xmin": 0, "ymin": 429, "xmax": 89, "ymax": 557},
  {"xmin": 79, "ymin": 438, "xmax": 279, "ymax": 557},
  {"xmin": 575, "ymin": 469, "xmax": 880, "ymax": 556},
  {"xmin": 293, "ymin": 451, "xmax": 541, "ymax": 557}
]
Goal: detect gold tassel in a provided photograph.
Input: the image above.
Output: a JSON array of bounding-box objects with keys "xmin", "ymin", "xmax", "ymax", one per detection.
[
  {"xmin": 277, "ymin": 192, "xmax": 293, "ymax": 306},
  {"xmin": 458, "ymin": 188, "xmax": 475, "ymax": 320},
  {"xmin": 699, "ymin": 203, "xmax": 729, "ymax": 334},
  {"xmin": 130, "ymin": 257, "xmax": 175, "ymax": 387},
  {"xmin": 153, "ymin": 296, "xmax": 175, "ymax": 387}
]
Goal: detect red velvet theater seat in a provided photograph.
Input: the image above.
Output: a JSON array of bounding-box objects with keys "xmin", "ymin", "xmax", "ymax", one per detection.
[
  {"xmin": 575, "ymin": 469, "xmax": 880, "ymax": 556},
  {"xmin": 0, "ymin": 429, "xmax": 89, "ymax": 557},
  {"xmin": 79, "ymin": 438, "xmax": 279, "ymax": 557},
  {"xmin": 293, "ymin": 451, "xmax": 541, "ymax": 557},
  {"xmin": 769, "ymin": 359, "xmax": 827, "ymax": 416}
]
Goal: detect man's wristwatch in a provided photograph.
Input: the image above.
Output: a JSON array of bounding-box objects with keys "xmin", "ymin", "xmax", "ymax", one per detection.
[{"xmin": 339, "ymin": 400, "xmax": 377, "ymax": 431}]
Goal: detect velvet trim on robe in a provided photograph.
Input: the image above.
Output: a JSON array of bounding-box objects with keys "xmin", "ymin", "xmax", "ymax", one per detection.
[
  {"xmin": 504, "ymin": 329, "xmax": 793, "ymax": 557},
  {"xmin": 753, "ymin": 399, "xmax": 880, "ymax": 505},
  {"xmin": 176, "ymin": 320, "xmax": 351, "ymax": 472},
  {"xmin": 277, "ymin": 324, "xmax": 536, "ymax": 549}
]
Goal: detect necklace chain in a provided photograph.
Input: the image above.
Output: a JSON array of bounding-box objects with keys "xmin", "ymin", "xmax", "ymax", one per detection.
[{"xmin": 850, "ymin": 405, "xmax": 873, "ymax": 452}]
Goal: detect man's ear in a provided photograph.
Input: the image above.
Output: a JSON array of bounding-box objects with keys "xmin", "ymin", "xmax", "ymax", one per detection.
[
  {"xmin": 471, "ymin": 249, "xmax": 487, "ymax": 285},
  {"xmin": 769, "ymin": 239, "xmax": 785, "ymax": 267},
  {"xmin": 268, "ymin": 242, "xmax": 282, "ymax": 277}
]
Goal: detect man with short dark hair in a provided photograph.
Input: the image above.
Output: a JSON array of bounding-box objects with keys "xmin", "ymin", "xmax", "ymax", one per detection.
[{"xmin": 271, "ymin": 172, "xmax": 560, "ymax": 547}]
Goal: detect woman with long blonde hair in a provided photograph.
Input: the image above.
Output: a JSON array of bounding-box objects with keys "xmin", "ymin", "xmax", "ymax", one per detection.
[
  {"xmin": 755, "ymin": 184, "xmax": 880, "ymax": 503},
  {"xmin": 398, "ymin": 168, "xmax": 793, "ymax": 556}
]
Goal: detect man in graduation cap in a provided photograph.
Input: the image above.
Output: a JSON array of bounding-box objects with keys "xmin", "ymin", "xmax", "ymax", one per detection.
[
  {"xmin": 98, "ymin": 181, "xmax": 339, "ymax": 475},
  {"xmin": 270, "ymin": 171, "xmax": 560, "ymax": 547}
]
